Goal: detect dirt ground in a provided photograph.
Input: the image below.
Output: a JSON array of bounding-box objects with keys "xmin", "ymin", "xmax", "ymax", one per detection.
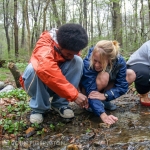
[{"xmin": 2, "ymin": 90, "xmax": 150, "ymax": 150}]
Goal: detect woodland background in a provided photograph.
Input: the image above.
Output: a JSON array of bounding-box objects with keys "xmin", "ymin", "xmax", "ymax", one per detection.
[{"xmin": 0, "ymin": 0, "xmax": 150, "ymax": 61}]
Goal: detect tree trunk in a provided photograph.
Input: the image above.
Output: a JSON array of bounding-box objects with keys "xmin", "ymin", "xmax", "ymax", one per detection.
[
  {"xmin": 72, "ymin": 1, "xmax": 75, "ymax": 23},
  {"xmin": 51, "ymin": 0, "xmax": 61, "ymax": 28},
  {"xmin": 90, "ymin": 0, "xmax": 93, "ymax": 45},
  {"xmin": 21, "ymin": 0, "xmax": 25, "ymax": 48},
  {"xmin": 83, "ymin": 0, "xmax": 87, "ymax": 32},
  {"xmin": 31, "ymin": 0, "xmax": 41, "ymax": 49},
  {"xmin": 123, "ymin": 0, "xmax": 127, "ymax": 50},
  {"xmin": 7, "ymin": 62, "xmax": 21, "ymax": 88},
  {"xmin": 79, "ymin": 0, "xmax": 83, "ymax": 25},
  {"xmin": 95, "ymin": 1, "xmax": 105, "ymax": 38},
  {"xmin": 3, "ymin": 0, "xmax": 10, "ymax": 55},
  {"xmin": 62, "ymin": 0, "xmax": 66, "ymax": 24},
  {"xmin": 14, "ymin": 0, "xmax": 19, "ymax": 58},
  {"xmin": 43, "ymin": 0, "xmax": 50, "ymax": 32},
  {"xmin": 140, "ymin": 0, "xmax": 144, "ymax": 38},
  {"xmin": 134, "ymin": 0, "xmax": 138, "ymax": 43},
  {"xmin": 112, "ymin": 0, "xmax": 122, "ymax": 46},
  {"xmin": 24, "ymin": 0, "xmax": 31, "ymax": 56},
  {"xmin": 148, "ymin": 0, "xmax": 150, "ymax": 24}
]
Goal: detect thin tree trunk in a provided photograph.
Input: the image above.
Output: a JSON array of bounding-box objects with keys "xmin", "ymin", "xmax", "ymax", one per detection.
[
  {"xmin": 123, "ymin": 0, "xmax": 127, "ymax": 50},
  {"xmin": 112, "ymin": 0, "xmax": 122, "ymax": 46},
  {"xmin": 83, "ymin": 0, "xmax": 87, "ymax": 32},
  {"xmin": 61, "ymin": 0, "xmax": 66, "ymax": 24},
  {"xmin": 31, "ymin": 0, "xmax": 41, "ymax": 49},
  {"xmin": 79, "ymin": 0, "xmax": 83, "ymax": 25},
  {"xmin": 134, "ymin": 0, "xmax": 138, "ymax": 43},
  {"xmin": 24, "ymin": 0, "xmax": 31, "ymax": 56},
  {"xmin": 90, "ymin": 0, "xmax": 93, "ymax": 45},
  {"xmin": 51, "ymin": 0, "xmax": 61, "ymax": 28},
  {"xmin": 106, "ymin": 3, "xmax": 110, "ymax": 38},
  {"xmin": 148, "ymin": 0, "xmax": 150, "ymax": 24},
  {"xmin": 140, "ymin": 0, "xmax": 144, "ymax": 38},
  {"xmin": 21, "ymin": 0, "xmax": 25, "ymax": 48},
  {"xmin": 95, "ymin": 1, "xmax": 102, "ymax": 38},
  {"xmin": 73, "ymin": 1, "xmax": 75, "ymax": 23},
  {"xmin": 14, "ymin": 0, "xmax": 19, "ymax": 58},
  {"xmin": 3, "ymin": 0, "xmax": 10, "ymax": 55},
  {"xmin": 8, "ymin": 62, "xmax": 21, "ymax": 88},
  {"xmin": 43, "ymin": 0, "xmax": 50, "ymax": 31}
]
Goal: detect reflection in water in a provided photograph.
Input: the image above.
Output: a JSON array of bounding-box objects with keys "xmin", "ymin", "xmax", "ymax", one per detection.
[{"xmin": 88, "ymin": 104, "xmax": 150, "ymax": 147}]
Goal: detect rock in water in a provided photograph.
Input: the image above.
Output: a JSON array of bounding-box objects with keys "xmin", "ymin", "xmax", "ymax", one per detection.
[
  {"xmin": 0, "ymin": 85, "xmax": 14, "ymax": 93},
  {"xmin": 0, "ymin": 81, "xmax": 5, "ymax": 90}
]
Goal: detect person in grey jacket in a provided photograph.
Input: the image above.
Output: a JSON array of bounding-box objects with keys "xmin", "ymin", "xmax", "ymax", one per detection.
[{"xmin": 126, "ymin": 40, "xmax": 150, "ymax": 106}]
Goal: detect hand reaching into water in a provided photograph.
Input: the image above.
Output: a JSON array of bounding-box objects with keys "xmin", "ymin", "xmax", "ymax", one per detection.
[{"xmin": 100, "ymin": 112, "xmax": 118, "ymax": 125}]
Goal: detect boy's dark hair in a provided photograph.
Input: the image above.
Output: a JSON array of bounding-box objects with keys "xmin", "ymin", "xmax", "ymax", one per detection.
[{"xmin": 57, "ymin": 23, "xmax": 88, "ymax": 52}]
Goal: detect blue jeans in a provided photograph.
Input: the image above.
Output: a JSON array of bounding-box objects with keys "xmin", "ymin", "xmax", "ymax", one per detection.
[{"xmin": 22, "ymin": 55, "xmax": 83, "ymax": 113}]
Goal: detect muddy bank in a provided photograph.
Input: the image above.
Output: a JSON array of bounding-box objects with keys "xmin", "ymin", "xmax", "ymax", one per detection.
[{"xmin": 2, "ymin": 93, "xmax": 150, "ymax": 150}]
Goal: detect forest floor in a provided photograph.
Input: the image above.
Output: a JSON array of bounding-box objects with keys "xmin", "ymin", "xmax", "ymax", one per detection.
[{"xmin": 1, "ymin": 65, "xmax": 150, "ymax": 150}]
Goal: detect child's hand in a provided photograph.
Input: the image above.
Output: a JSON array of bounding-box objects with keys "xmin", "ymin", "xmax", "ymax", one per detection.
[
  {"xmin": 100, "ymin": 113, "xmax": 118, "ymax": 125},
  {"xmin": 75, "ymin": 93, "xmax": 88, "ymax": 108},
  {"xmin": 84, "ymin": 103, "xmax": 89, "ymax": 109},
  {"xmin": 88, "ymin": 91, "xmax": 106, "ymax": 100}
]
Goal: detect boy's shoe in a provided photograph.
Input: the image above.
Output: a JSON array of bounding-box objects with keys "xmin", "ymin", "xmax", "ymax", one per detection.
[
  {"xmin": 52, "ymin": 106, "xmax": 74, "ymax": 118},
  {"xmin": 30, "ymin": 112, "xmax": 44, "ymax": 124},
  {"xmin": 102, "ymin": 101, "xmax": 117, "ymax": 111}
]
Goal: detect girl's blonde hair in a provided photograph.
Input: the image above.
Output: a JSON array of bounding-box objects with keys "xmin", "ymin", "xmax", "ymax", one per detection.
[{"xmin": 90, "ymin": 40, "xmax": 120, "ymax": 72}]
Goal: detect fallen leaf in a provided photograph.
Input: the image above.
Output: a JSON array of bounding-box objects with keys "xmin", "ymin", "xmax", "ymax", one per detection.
[
  {"xmin": 3, "ymin": 98, "xmax": 11, "ymax": 103},
  {"xmin": 7, "ymin": 114, "xmax": 16, "ymax": 119},
  {"xmin": 25, "ymin": 127, "xmax": 36, "ymax": 138},
  {"xmin": 99, "ymin": 123, "xmax": 110, "ymax": 128},
  {"xmin": 130, "ymin": 108, "xmax": 137, "ymax": 111},
  {"xmin": 3, "ymin": 134, "xmax": 9, "ymax": 139},
  {"xmin": 67, "ymin": 144, "xmax": 79, "ymax": 150},
  {"xmin": 69, "ymin": 137, "xmax": 76, "ymax": 143},
  {"xmin": 25, "ymin": 127, "xmax": 35, "ymax": 134},
  {"xmin": 51, "ymin": 133, "xmax": 63, "ymax": 139},
  {"xmin": 10, "ymin": 134, "xmax": 15, "ymax": 138},
  {"xmin": 132, "ymin": 88, "xmax": 136, "ymax": 91},
  {"xmin": 10, "ymin": 98, "xmax": 17, "ymax": 104},
  {"xmin": 141, "ymin": 112, "xmax": 150, "ymax": 115},
  {"xmin": 42, "ymin": 128, "xmax": 48, "ymax": 133},
  {"xmin": 0, "ymin": 98, "xmax": 5, "ymax": 105}
]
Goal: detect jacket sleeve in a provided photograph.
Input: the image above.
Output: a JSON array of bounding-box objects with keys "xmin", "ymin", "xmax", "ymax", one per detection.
[
  {"xmin": 105, "ymin": 56, "xmax": 128, "ymax": 101},
  {"xmin": 35, "ymin": 53, "xmax": 78, "ymax": 102},
  {"xmin": 81, "ymin": 47, "xmax": 105, "ymax": 116},
  {"xmin": 30, "ymin": 32, "xmax": 78, "ymax": 102},
  {"xmin": 88, "ymin": 99, "xmax": 105, "ymax": 117}
]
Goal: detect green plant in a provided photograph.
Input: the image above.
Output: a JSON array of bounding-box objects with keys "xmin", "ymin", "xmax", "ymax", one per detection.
[
  {"xmin": 16, "ymin": 62, "xmax": 28, "ymax": 72},
  {"xmin": 31, "ymin": 123, "xmax": 40, "ymax": 129},
  {"xmin": 49, "ymin": 122, "xmax": 65, "ymax": 131},
  {"xmin": 37, "ymin": 128, "xmax": 45, "ymax": 135},
  {"xmin": 56, "ymin": 122, "xmax": 64, "ymax": 127},
  {"xmin": 0, "ymin": 89, "xmax": 28, "ymax": 101},
  {"xmin": 86, "ymin": 128, "xmax": 91, "ymax": 133},
  {"xmin": 50, "ymin": 124, "xmax": 55, "ymax": 131},
  {"xmin": 0, "ymin": 119, "xmax": 27, "ymax": 134}
]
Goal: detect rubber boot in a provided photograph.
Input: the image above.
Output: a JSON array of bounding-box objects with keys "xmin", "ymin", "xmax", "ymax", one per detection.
[{"xmin": 140, "ymin": 92, "xmax": 150, "ymax": 106}]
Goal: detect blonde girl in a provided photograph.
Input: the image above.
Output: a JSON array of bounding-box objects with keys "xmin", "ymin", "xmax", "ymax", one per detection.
[{"xmin": 80, "ymin": 40, "xmax": 128, "ymax": 125}]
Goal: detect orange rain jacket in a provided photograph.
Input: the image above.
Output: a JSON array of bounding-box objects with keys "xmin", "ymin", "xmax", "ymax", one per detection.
[{"xmin": 20, "ymin": 31, "xmax": 78, "ymax": 102}]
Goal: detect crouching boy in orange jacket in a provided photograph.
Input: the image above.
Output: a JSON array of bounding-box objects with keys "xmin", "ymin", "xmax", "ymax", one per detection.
[{"xmin": 20, "ymin": 23, "xmax": 88, "ymax": 124}]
